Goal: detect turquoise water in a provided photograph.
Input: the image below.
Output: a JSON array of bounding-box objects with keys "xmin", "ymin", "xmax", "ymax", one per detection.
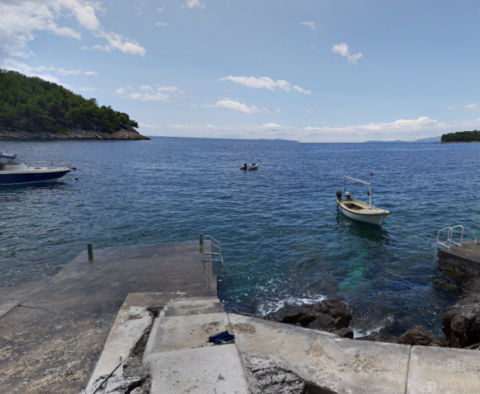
[{"xmin": 1, "ymin": 137, "xmax": 479, "ymax": 336}]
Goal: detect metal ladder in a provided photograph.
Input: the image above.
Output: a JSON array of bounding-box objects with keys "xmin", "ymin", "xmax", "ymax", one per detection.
[
  {"xmin": 434, "ymin": 225, "xmax": 464, "ymax": 259},
  {"xmin": 203, "ymin": 235, "xmax": 223, "ymax": 263}
]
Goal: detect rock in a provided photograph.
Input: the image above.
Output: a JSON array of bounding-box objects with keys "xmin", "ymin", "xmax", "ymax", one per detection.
[
  {"xmin": 397, "ymin": 326, "xmax": 446, "ymax": 347},
  {"xmin": 264, "ymin": 298, "xmax": 353, "ymax": 338},
  {"xmin": 244, "ymin": 356, "xmax": 305, "ymax": 394},
  {"xmin": 0, "ymin": 128, "xmax": 150, "ymax": 140},
  {"xmin": 357, "ymin": 327, "xmax": 446, "ymax": 347},
  {"xmin": 78, "ymin": 374, "xmax": 142, "ymax": 394},
  {"xmin": 442, "ymin": 293, "xmax": 480, "ymax": 348}
]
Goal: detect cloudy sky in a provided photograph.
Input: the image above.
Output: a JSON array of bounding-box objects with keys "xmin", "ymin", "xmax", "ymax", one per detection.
[{"xmin": 1, "ymin": 0, "xmax": 480, "ymax": 142}]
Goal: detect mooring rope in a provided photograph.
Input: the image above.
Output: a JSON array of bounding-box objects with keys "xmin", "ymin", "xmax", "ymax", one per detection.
[{"xmin": 389, "ymin": 216, "xmax": 434, "ymax": 244}]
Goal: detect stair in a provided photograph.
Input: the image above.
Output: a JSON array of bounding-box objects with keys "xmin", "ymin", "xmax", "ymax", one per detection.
[{"xmin": 144, "ymin": 297, "xmax": 249, "ymax": 394}]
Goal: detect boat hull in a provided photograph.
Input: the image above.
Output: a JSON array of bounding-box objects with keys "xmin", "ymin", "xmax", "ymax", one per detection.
[
  {"xmin": 0, "ymin": 170, "xmax": 71, "ymax": 185},
  {"xmin": 338, "ymin": 205, "xmax": 388, "ymax": 226}
]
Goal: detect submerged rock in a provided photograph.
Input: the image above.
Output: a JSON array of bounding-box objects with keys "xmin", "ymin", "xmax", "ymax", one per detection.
[
  {"xmin": 264, "ymin": 298, "xmax": 353, "ymax": 338},
  {"xmin": 442, "ymin": 293, "xmax": 480, "ymax": 348},
  {"xmin": 358, "ymin": 326, "xmax": 446, "ymax": 347},
  {"xmin": 398, "ymin": 326, "xmax": 446, "ymax": 347}
]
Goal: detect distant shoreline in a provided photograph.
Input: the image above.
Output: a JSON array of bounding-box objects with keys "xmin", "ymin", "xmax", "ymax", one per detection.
[
  {"xmin": 0, "ymin": 128, "xmax": 150, "ymax": 141},
  {"xmin": 439, "ymin": 141, "xmax": 480, "ymax": 144}
]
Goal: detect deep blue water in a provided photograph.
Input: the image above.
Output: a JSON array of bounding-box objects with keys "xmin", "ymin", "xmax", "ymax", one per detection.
[{"xmin": 1, "ymin": 137, "xmax": 479, "ymax": 336}]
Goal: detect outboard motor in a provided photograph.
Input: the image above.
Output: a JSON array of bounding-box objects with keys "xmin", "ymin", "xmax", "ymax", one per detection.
[
  {"xmin": 336, "ymin": 190, "xmax": 342, "ymax": 200},
  {"xmin": 345, "ymin": 191, "xmax": 352, "ymax": 200}
]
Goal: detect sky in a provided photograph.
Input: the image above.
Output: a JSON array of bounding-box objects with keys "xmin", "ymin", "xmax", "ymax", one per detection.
[{"xmin": 1, "ymin": 0, "xmax": 480, "ymax": 142}]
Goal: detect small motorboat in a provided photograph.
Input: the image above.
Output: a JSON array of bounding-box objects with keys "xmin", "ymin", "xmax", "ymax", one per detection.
[
  {"xmin": 239, "ymin": 163, "xmax": 259, "ymax": 171},
  {"xmin": 0, "ymin": 153, "xmax": 72, "ymax": 185},
  {"xmin": 335, "ymin": 175, "xmax": 390, "ymax": 226}
]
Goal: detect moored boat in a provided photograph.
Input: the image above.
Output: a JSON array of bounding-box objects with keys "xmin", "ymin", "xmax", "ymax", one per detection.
[
  {"xmin": 239, "ymin": 163, "xmax": 259, "ymax": 170},
  {"xmin": 0, "ymin": 153, "xmax": 71, "ymax": 185},
  {"xmin": 335, "ymin": 175, "xmax": 390, "ymax": 226}
]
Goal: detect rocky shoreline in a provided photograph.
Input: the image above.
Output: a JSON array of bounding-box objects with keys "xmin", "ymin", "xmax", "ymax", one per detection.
[
  {"xmin": 0, "ymin": 128, "xmax": 150, "ymax": 140},
  {"xmin": 263, "ymin": 277, "xmax": 480, "ymax": 351}
]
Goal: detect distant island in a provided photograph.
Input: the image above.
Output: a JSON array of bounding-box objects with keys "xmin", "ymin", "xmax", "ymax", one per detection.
[
  {"xmin": 441, "ymin": 130, "xmax": 480, "ymax": 143},
  {"xmin": 364, "ymin": 136, "xmax": 441, "ymax": 143},
  {"xmin": 0, "ymin": 70, "xmax": 149, "ymax": 140}
]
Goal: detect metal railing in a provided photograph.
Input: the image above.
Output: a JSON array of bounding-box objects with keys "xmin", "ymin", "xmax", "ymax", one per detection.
[
  {"xmin": 203, "ymin": 235, "xmax": 223, "ymax": 263},
  {"xmin": 434, "ymin": 225, "xmax": 464, "ymax": 259}
]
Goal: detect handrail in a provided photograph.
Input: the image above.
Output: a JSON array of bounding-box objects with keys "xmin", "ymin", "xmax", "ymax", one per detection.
[
  {"xmin": 450, "ymin": 225, "xmax": 464, "ymax": 247},
  {"xmin": 434, "ymin": 225, "xmax": 464, "ymax": 259},
  {"xmin": 203, "ymin": 235, "xmax": 223, "ymax": 263}
]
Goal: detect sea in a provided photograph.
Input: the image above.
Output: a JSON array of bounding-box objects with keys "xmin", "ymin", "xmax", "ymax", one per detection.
[{"xmin": 1, "ymin": 137, "xmax": 479, "ymax": 337}]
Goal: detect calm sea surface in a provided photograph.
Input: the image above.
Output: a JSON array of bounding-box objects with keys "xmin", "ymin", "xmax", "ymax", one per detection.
[{"xmin": 1, "ymin": 137, "xmax": 479, "ymax": 336}]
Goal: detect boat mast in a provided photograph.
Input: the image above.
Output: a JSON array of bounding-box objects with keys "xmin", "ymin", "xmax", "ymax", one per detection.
[{"xmin": 343, "ymin": 175, "xmax": 372, "ymax": 210}]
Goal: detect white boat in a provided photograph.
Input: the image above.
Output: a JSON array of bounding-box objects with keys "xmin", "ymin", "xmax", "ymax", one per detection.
[
  {"xmin": 335, "ymin": 175, "xmax": 390, "ymax": 226},
  {"xmin": 0, "ymin": 153, "xmax": 71, "ymax": 185},
  {"xmin": 239, "ymin": 163, "xmax": 259, "ymax": 170}
]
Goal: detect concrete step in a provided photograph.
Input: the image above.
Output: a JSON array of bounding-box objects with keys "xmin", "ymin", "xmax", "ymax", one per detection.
[
  {"xmin": 144, "ymin": 296, "xmax": 250, "ymax": 393},
  {"xmin": 163, "ymin": 296, "xmax": 224, "ymax": 317},
  {"xmin": 147, "ymin": 345, "xmax": 250, "ymax": 394},
  {"xmin": 144, "ymin": 297, "xmax": 228, "ymax": 355}
]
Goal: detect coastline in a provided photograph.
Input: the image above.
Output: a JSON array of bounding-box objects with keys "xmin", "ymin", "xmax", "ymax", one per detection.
[
  {"xmin": 439, "ymin": 141, "xmax": 480, "ymax": 144},
  {"xmin": 0, "ymin": 128, "xmax": 150, "ymax": 140}
]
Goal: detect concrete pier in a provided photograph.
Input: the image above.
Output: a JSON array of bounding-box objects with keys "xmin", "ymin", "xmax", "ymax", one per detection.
[
  {"xmin": 0, "ymin": 241, "xmax": 216, "ymax": 393},
  {"xmin": 438, "ymin": 240, "xmax": 480, "ymax": 277}
]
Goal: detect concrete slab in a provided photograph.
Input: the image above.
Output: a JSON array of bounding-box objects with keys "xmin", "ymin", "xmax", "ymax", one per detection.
[
  {"xmin": 147, "ymin": 346, "xmax": 249, "ymax": 394},
  {"xmin": 439, "ymin": 240, "xmax": 480, "ymax": 277},
  {"xmin": 406, "ymin": 346, "xmax": 480, "ymax": 394},
  {"xmin": 228, "ymin": 313, "xmax": 411, "ymax": 394},
  {"xmin": 149, "ymin": 312, "xmax": 229, "ymax": 354},
  {"xmin": 163, "ymin": 297, "xmax": 224, "ymax": 317},
  {"xmin": 21, "ymin": 242, "xmax": 212, "ymax": 317},
  {"xmin": 0, "ymin": 306, "xmax": 109, "ymax": 394},
  {"xmin": 0, "ymin": 282, "xmax": 46, "ymax": 318},
  {"xmin": 0, "ymin": 242, "xmax": 217, "ymax": 394},
  {"xmin": 87, "ymin": 293, "xmax": 164, "ymax": 386}
]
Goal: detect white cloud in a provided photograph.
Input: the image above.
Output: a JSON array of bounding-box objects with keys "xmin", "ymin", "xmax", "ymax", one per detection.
[
  {"xmin": 117, "ymin": 84, "xmax": 184, "ymax": 102},
  {"xmin": 0, "ymin": 0, "xmax": 145, "ymax": 60},
  {"xmin": 210, "ymin": 99, "xmax": 281, "ymax": 114},
  {"xmin": 56, "ymin": 67, "xmax": 81, "ymax": 76},
  {"xmin": 183, "ymin": 0, "xmax": 205, "ymax": 9},
  {"xmin": 150, "ymin": 116, "xmax": 480, "ymax": 142},
  {"xmin": 301, "ymin": 21, "xmax": 316, "ymax": 30},
  {"xmin": 0, "ymin": 58, "xmax": 91, "ymax": 82},
  {"xmin": 332, "ymin": 42, "xmax": 363, "ymax": 64},
  {"xmin": 90, "ymin": 30, "xmax": 146, "ymax": 56},
  {"xmin": 84, "ymin": 70, "xmax": 98, "ymax": 76},
  {"xmin": 465, "ymin": 103, "xmax": 480, "ymax": 111},
  {"xmin": 155, "ymin": 22, "xmax": 168, "ymax": 27},
  {"xmin": 332, "ymin": 43, "xmax": 349, "ymax": 56},
  {"xmin": 139, "ymin": 122, "xmax": 161, "ymax": 129},
  {"xmin": 219, "ymin": 76, "xmax": 312, "ymax": 95},
  {"xmin": 306, "ymin": 108, "xmax": 313, "ymax": 113},
  {"xmin": 293, "ymin": 85, "xmax": 312, "ymax": 95},
  {"xmin": 447, "ymin": 104, "xmax": 457, "ymax": 111},
  {"xmin": 79, "ymin": 86, "xmax": 101, "ymax": 92}
]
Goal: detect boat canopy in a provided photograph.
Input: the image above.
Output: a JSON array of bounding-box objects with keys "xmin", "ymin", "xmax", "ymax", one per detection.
[{"xmin": 0, "ymin": 153, "xmax": 17, "ymax": 159}]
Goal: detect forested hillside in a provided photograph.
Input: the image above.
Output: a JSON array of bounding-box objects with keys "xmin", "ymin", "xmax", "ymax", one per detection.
[
  {"xmin": 0, "ymin": 70, "xmax": 138, "ymax": 133},
  {"xmin": 441, "ymin": 130, "xmax": 480, "ymax": 143}
]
